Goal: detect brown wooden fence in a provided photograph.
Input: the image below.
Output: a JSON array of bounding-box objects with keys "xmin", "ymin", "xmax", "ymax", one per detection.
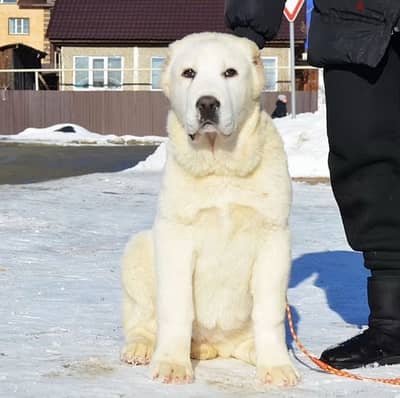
[{"xmin": 0, "ymin": 91, "xmax": 317, "ymax": 136}]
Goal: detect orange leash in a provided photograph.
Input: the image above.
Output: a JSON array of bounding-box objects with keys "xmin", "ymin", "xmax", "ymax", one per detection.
[{"xmin": 286, "ymin": 303, "xmax": 400, "ymax": 385}]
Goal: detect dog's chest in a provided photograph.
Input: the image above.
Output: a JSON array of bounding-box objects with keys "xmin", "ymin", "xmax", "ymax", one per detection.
[
  {"xmin": 191, "ymin": 202, "xmax": 264, "ymax": 331},
  {"xmin": 193, "ymin": 201, "xmax": 264, "ymax": 247}
]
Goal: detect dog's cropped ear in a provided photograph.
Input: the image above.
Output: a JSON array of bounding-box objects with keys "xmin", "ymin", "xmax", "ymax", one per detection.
[
  {"xmin": 252, "ymin": 52, "xmax": 266, "ymax": 99},
  {"xmin": 160, "ymin": 50, "xmax": 172, "ymax": 98}
]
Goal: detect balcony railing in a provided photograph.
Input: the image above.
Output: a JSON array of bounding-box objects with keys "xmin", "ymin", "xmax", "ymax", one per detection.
[{"xmin": 0, "ymin": 66, "xmax": 319, "ymax": 91}]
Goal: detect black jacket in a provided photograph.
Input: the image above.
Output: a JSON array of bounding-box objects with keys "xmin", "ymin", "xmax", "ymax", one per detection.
[{"xmin": 224, "ymin": 0, "xmax": 400, "ymax": 68}]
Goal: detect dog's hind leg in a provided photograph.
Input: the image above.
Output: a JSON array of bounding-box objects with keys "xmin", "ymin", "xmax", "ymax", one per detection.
[
  {"xmin": 121, "ymin": 230, "xmax": 156, "ymax": 365},
  {"xmin": 190, "ymin": 341, "xmax": 218, "ymax": 360},
  {"xmin": 121, "ymin": 299, "xmax": 156, "ymax": 365}
]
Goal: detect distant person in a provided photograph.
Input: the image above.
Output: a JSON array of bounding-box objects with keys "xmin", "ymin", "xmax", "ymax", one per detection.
[{"xmin": 271, "ymin": 94, "xmax": 288, "ymax": 118}]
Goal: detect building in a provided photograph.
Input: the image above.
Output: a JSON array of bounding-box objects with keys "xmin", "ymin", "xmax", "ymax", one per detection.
[
  {"xmin": 0, "ymin": 0, "xmax": 56, "ymax": 89},
  {"xmin": 47, "ymin": 0, "xmax": 307, "ymax": 92},
  {"xmin": 17, "ymin": 0, "xmax": 56, "ymax": 66},
  {"xmin": 0, "ymin": 0, "xmax": 55, "ymax": 65}
]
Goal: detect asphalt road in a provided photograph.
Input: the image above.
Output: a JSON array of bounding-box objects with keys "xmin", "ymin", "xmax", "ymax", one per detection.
[{"xmin": 0, "ymin": 143, "xmax": 158, "ymax": 184}]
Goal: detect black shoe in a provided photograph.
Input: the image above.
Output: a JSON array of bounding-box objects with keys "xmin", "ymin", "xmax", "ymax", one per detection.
[{"xmin": 320, "ymin": 327, "xmax": 400, "ymax": 369}]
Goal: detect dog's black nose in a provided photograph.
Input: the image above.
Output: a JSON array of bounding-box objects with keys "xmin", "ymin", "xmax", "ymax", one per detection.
[{"xmin": 196, "ymin": 96, "xmax": 220, "ymax": 123}]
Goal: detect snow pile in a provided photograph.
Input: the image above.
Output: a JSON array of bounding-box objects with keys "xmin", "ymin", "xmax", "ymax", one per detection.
[
  {"xmin": 129, "ymin": 108, "xmax": 329, "ymax": 178},
  {"xmin": 274, "ymin": 108, "xmax": 329, "ymax": 178},
  {"xmin": 0, "ymin": 123, "xmax": 166, "ymax": 146},
  {"xmin": 127, "ymin": 142, "xmax": 167, "ymax": 173}
]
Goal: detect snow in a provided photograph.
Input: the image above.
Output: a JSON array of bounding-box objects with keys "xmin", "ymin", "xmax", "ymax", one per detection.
[
  {"xmin": 1, "ymin": 91, "xmax": 398, "ymax": 396},
  {"xmin": 126, "ymin": 143, "xmax": 167, "ymax": 173},
  {"xmin": 1, "ymin": 169, "xmax": 400, "ymax": 397},
  {"xmin": 0, "ymin": 123, "xmax": 166, "ymax": 146},
  {"xmin": 274, "ymin": 108, "xmax": 329, "ymax": 178}
]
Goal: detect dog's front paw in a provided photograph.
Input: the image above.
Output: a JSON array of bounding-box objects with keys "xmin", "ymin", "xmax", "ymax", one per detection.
[
  {"xmin": 152, "ymin": 360, "xmax": 193, "ymax": 384},
  {"xmin": 256, "ymin": 364, "xmax": 300, "ymax": 387},
  {"xmin": 121, "ymin": 337, "xmax": 154, "ymax": 365}
]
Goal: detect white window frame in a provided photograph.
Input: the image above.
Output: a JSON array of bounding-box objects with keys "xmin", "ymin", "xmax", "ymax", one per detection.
[
  {"xmin": 9, "ymin": 18, "xmax": 30, "ymax": 35},
  {"xmin": 73, "ymin": 56, "xmax": 124, "ymax": 91},
  {"xmin": 0, "ymin": 0, "xmax": 17, "ymax": 4},
  {"xmin": 262, "ymin": 56, "xmax": 278, "ymax": 92},
  {"xmin": 150, "ymin": 56, "xmax": 165, "ymax": 91}
]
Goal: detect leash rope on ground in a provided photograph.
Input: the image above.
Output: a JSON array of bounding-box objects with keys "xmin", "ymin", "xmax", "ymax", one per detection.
[{"xmin": 286, "ymin": 303, "xmax": 400, "ymax": 385}]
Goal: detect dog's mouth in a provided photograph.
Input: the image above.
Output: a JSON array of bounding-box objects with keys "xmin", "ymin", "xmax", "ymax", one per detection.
[
  {"xmin": 189, "ymin": 121, "xmax": 219, "ymax": 145},
  {"xmin": 200, "ymin": 120, "xmax": 218, "ymax": 131}
]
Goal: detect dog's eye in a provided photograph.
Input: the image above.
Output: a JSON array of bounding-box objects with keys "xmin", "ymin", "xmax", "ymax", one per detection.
[
  {"xmin": 223, "ymin": 68, "xmax": 238, "ymax": 78},
  {"xmin": 182, "ymin": 68, "xmax": 196, "ymax": 79}
]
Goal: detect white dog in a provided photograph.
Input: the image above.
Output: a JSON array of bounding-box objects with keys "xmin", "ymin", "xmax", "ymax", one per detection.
[{"xmin": 121, "ymin": 32, "xmax": 299, "ymax": 387}]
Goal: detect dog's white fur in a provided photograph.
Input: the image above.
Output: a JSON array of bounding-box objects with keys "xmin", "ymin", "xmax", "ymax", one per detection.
[{"xmin": 121, "ymin": 32, "xmax": 299, "ymax": 387}]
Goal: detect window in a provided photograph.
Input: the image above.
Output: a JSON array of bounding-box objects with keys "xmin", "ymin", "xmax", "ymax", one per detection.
[
  {"xmin": 74, "ymin": 56, "xmax": 123, "ymax": 90},
  {"xmin": 9, "ymin": 18, "xmax": 30, "ymax": 35},
  {"xmin": 107, "ymin": 57, "xmax": 123, "ymax": 88},
  {"xmin": 262, "ymin": 57, "xmax": 278, "ymax": 92},
  {"xmin": 151, "ymin": 57, "xmax": 165, "ymax": 90},
  {"xmin": 75, "ymin": 57, "xmax": 89, "ymax": 88},
  {"xmin": 0, "ymin": 0, "xmax": 17, "ymax": 4}
]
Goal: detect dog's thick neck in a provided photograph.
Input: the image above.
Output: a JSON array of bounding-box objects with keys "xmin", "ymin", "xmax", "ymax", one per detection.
[{"xmin": 166, "ymin": 105, "xmax": 268, "ymax": 178}]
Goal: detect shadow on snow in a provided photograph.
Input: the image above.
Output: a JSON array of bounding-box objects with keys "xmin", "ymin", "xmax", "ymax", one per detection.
[{"xmin": 286, "ymin": 250, "xmax": 369, "ymax": 348}]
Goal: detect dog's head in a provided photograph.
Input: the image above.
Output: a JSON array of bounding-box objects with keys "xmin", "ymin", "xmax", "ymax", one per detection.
[{"xmin": 161, "ymin": 33, "xmax": 265, "ymax": 148}]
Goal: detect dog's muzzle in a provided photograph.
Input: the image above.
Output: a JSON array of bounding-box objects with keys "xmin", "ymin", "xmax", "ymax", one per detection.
[{"xmin": 188, "ymin": 96, "xmax": 222, "ymax": 145}]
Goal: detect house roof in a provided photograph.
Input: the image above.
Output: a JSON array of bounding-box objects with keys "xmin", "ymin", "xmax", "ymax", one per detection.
[
  {"xmin": 47, "ymin": 0, "xmax": 306, "ymax": 46},
  {"xmin": 18, "ymin": 0, "xmax": 54, "ymax": 8},
  {"xmin": 0, "ymin": 43, "xmax": 47, "ymax": 58}
]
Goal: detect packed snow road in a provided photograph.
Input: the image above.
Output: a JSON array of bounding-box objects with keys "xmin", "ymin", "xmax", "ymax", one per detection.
[{"xmin": 1, "ymin": 170, "xmax": 400, "ymax": 397}]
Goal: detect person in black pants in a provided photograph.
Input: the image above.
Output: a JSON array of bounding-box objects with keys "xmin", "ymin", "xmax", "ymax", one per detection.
[{"xmin": 225, "ymin": 0, "xmax": 400, "ymax": 370}]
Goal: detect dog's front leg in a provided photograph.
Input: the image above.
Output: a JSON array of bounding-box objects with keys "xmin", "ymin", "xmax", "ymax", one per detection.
[
  {"xmin": 252, "ymin": 227, "xmax": 300, "ymax": 387},
  {"xmin": 151, "ymin": 220, "xmax": 194, "ymax": 384}
]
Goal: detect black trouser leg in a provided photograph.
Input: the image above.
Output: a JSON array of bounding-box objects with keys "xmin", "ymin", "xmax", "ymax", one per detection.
[
  {"xmin": 320, "ymin": 39, "xmax": 400, "ymax": 364},
  {"xmin": 323, "ymin": 35, "xmax": 400, "ymax": 271}
]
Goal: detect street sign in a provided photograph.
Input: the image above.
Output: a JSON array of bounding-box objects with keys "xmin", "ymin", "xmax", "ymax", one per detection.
[
  {"xmin": 284, "ymin": 0, "xmax": 305, "ymax": 119},
  {"xmin": 284, "ymin": 0, "xmax": 305, "ymax": 22}
]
